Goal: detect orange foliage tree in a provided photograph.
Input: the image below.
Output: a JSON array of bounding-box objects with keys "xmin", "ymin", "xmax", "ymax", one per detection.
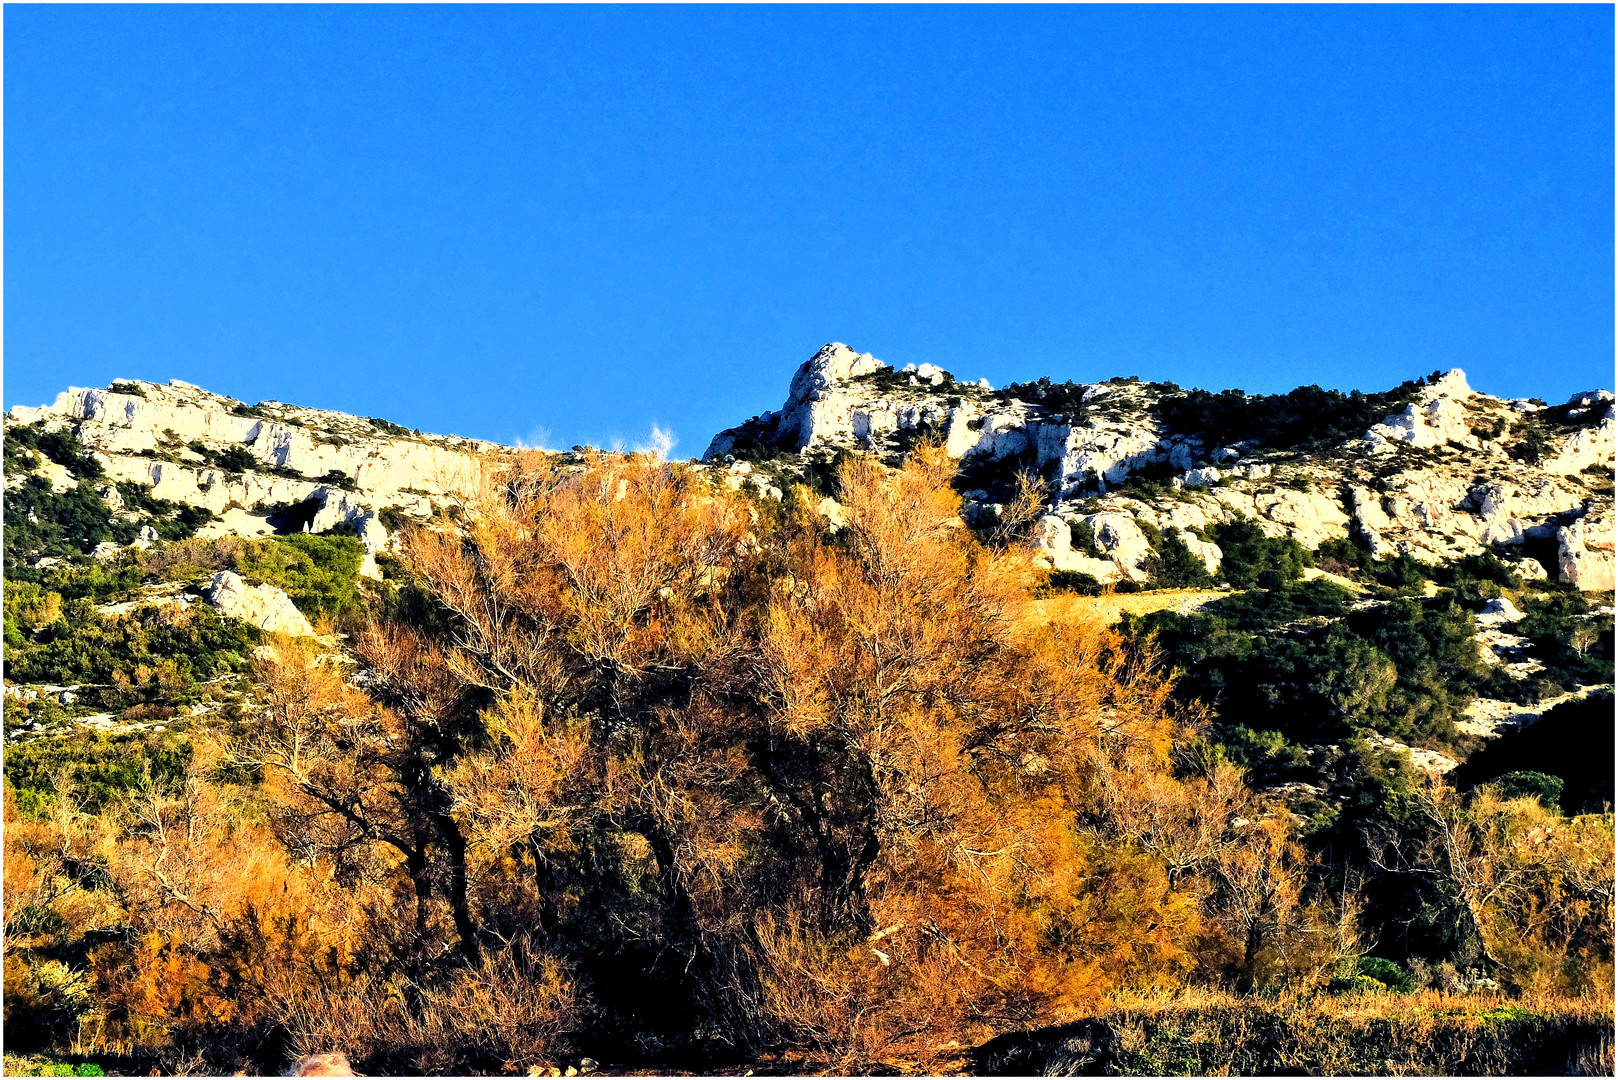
[{"xmin": 258, "ymin": 444, "xmax": 1240, "ymax": 1066}]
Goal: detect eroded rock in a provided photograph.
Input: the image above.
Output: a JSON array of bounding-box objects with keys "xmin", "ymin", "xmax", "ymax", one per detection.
[{"xmin": 207, "ymin": 570, "xmax": 317, "ymax": 637}]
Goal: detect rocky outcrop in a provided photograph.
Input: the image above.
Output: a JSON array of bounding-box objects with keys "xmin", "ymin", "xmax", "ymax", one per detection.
[
  {"xmin": 13, "ymin": 381, "xmax": 492, "ymax": 497},
  {"xmin": 1361, "ymin": 370, "xmax": 1479, "ymax": 452},
  {"xmin": 14, "ymin": 349, "xmax": 1614, "ymax": 595},
  {"xmin": 1542, "ymin": 390, "xmax": 1616, "ymax": 475},
  {"xmin": 206, "ymin": 571, "xmax": 316, "ymax": 637},
  {"xmin": 6, "ymin": 378, "xmax": 505, "ymax": 577},
  {"xmin": 1032, "ymin": 515, "xmax": 1128, "ymax": 582},
  {"xmin": 1557, "ymin": 508, "xmax": 1615, "ymax": 593},
  {"xmin": 705, "ymin": 343, "xmax": 1175, "ymax": 498}
]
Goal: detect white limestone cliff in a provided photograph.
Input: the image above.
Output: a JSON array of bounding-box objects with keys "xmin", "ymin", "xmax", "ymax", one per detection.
[
  {"xmin": 1557, "ymin": 508, "xmax": 1616, "ymax": 593},
  {"xmin": 13, "ymin": 352, "xmax": 1614, "ymax": 595}
]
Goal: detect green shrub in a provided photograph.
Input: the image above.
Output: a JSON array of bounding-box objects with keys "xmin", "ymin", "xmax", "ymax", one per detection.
[
  {"xmin": 1128, "ymin": 584, "xmax": 1478, "ymax": 752},
  {"xmin": 319, "ymin": 468, "xmax": 358, "ymax": 491},
  {"xmin": 1047, "ymin": 570, "xmax": 1104, "ymax": 596},
  {"xmin": 5, "ymin": 728, "xmax": 196, "ymax": 814},
  {"xmin": 114, "ymin": 482, "xmax": 215, "ymax": 540},
  {"xmin": 377, "ymin": 506, "xmax": 410, "ymax": 533},
  {"xmin": 1151, "ymin": 376, "xmax": 1431, "ymax": 452},
  {"xmin": 5, "ymin": 478, "xmax": 124, "ymax": 560},
  {"xmin": 1212, "ymin": 517, "xmax": 1307, "ymax": 589},
  {"xmin": 215, "ymin": 445, "xmax": 257, "ymax": 472},
  {"xmin": 4, "ymin": 423, "xmax": 104, "ymax": 479},
  {"xmin": 235, "ymin": 533, "xmax": 366, "ymax": 622},
  {"xmin": 368, "ymin": 416, "xmax": 420, "ymax": 438},
  {"xmin": 1070, "ymin": 518, "xmax": 1104, "ymax": 559},
  {"xmin": 1143, "ymin": 528, "xmax": 1215, "ymax": 588},
  {"xmin": 1509, "ymin": 416, "xmax": 1554, "ymax": 465},
  {"xmin": 1354, "ymin": 956, "xmax": 1414, "ymax": 993}
]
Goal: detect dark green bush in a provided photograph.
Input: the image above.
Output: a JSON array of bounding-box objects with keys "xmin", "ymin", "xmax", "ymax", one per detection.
[
  {"xmin": 4, "ymin": 424, "xmax": 104, "ymax": 479},
  {"xmin": 318, "ymin": 468, "xmax": 358, "ymax": 491},
  {"xmin": 1211, "ymin": 517, "xmax": 1308, "ymax": 589},
  {"xmin": 368, "ymin": 416, "xmax": 420, "ymax": 438},
  {"xmin": 1143, "ymin": 528, "xmax": 1215, "ymax": 588},
  {"xmin": 1070, "ymin": 518, "xmax": 1103, "ymax": 559},
  {"xmin": 1151, "ymin": 376, "xmax": 1431, "ymax": 452},
  {"xmin": 1046, "ymin": 570, "xmax": 1104, "ymax": 596}
]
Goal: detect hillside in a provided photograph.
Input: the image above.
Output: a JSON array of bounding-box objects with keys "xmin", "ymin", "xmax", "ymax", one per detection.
[
  {"xmin": 3, "ymin": 351, "xmax": 1613, "ymax": 1077},
  {"xmin": 6, "ymin": 350, "xmax": 1613, "ymax": 843}
]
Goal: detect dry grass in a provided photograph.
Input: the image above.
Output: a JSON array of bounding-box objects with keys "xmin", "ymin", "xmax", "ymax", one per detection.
[
  {"xmin": 973, "ymin": 988, "xmax": 1617, "ymax": 1076},
  {"xmin": 1024, "ymin": 587, "xmax": 1228, "ymax": 628}
]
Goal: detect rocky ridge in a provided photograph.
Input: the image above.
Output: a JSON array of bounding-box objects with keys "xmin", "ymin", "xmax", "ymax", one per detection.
[
  {"xmin": 9, "ymin": 379, "xmax": 499, "ymax": 581},
  {"xmin": 706, "ymin": 343, "xmax": 1616, "ymax": 592}
]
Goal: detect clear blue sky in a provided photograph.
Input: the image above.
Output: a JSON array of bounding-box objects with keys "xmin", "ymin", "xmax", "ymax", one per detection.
[{"xmin": 6, "ymin": 5, "xmax": 1613, "ymax": 452}]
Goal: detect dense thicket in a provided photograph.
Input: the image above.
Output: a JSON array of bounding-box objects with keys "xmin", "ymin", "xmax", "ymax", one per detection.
[{"xmin": 1151, "ymin": 376, "xmax": 1433, "ymax": 451}]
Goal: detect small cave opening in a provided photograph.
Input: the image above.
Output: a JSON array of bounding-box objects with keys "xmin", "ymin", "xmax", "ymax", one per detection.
[{"xmin": 268, "ymin": 497, "xmax": 322, "ymax": 534}]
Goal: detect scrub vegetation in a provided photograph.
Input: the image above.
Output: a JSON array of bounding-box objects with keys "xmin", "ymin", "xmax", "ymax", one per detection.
[{"xmin": 3, "ymin": 443, "xmax": 1612, "ymax": 1076}]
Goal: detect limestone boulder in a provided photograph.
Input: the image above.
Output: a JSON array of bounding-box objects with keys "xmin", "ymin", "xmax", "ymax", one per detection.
[
  {"xmin": 1514, "ymin": 557, "xmax": 1549, "ymax": 581},
  {"xmin": 1476, "ymin": 597, "xmax": 1524, "ymax": 626},
  {"xmin": 1253, "ymin": 489, "xmax": 1352, "ymax": 548},
  {"xmin": 207, "ymin": 570, "xmax": 316, "ymax": 637},
  {"xmin": 1179, "ymin": 467, "xmax": 1222, "ymax": 488},
  {"xmin": 1031, "ymin": 515, "xmax": 1121, "ymax": 581},
  {"xmin": 1081, "ymin": 513, "xmax": 1154, "ymax": 581}
]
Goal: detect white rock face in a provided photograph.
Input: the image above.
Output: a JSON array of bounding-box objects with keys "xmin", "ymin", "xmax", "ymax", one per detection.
[
  {"xmin": 1177, "ymin": 530, "xmax": 1224, "ymax": 576},
  {"xmin": 1557, "ymin": 508, "xmax": 1616, "ymax": 593},
  {"xmin": 1363, "ymin": 370, "xmax": 1479, "ymax": 451},
  {"xmin": 706, "ymin": 345, "xmax": 1182, "ymax": 500},
  {"xmin": 206, "ymin": 570, "xmax": 317, "ymax": 637},
  {"xmin": 1031, "ymin": 515, "xmax": 1122, "ymax": 582},
  {"xmin": 14, "ymin": 354, "xmax": 1613, "ymax": 603},
  {"xmin": 701, "ymin": 347, "xmax": 1614, "ymax": 586},
  {"xmin": 774, "ymin": 343, "xmax": 889, "ymax": 451},
  {"xmin": 1542, "ymin": 402, "xmax": 1616, "ymax": 475},
  {"xmin": 13, "ymin": 380, "xmax": 490, "ymax": 507},
  {"xmin": 1083, "ymin": 513, "xmax": 1155, "ymax": 582},
  {"xmin": 1179, "ymin": 467, "xmax": 1222, "ymax": 488},
  {"xmin": 1035, "ymin": 419, "xmax": 1167, "ymax": 494}
]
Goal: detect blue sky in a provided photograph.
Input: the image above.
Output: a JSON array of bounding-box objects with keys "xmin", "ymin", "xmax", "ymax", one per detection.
[{"xmin": 6, "ymin": 5, "xmax": 1612, "ymax": 452}]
